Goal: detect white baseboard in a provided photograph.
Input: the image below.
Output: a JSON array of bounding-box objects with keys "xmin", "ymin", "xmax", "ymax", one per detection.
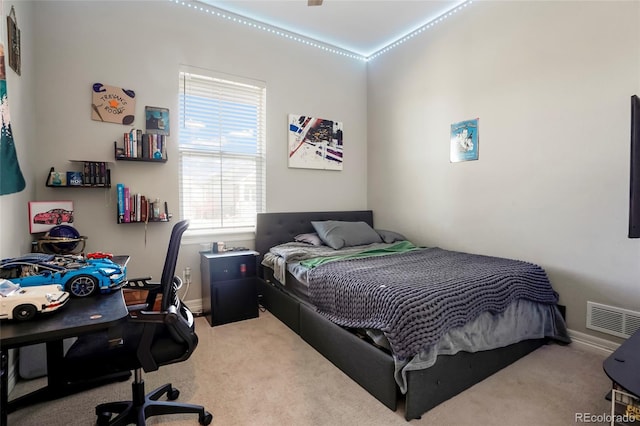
[
  {"xmin": 568, "ymin": 328, "xmax": 619, "ymax": 356},
  {"xmin": 185, "ymin": 298, "xmax": 203, "ymax": 316},
  {"xmin": 178, "ymin": 307, "xmax": 623, "ymax": 353}
]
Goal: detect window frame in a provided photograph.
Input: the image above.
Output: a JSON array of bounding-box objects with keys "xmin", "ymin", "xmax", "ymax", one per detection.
[{"xmin": 178, "ymin": 66, "xmax": 266, "ymax": 237}]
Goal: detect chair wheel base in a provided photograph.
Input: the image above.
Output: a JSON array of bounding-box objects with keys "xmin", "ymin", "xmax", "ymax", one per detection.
[
  {"xmin": 97, "ymin": 411, "xmax": 111, "ymax": 426},
  {"xmin": 200, "ymin": 411, "xmax": 213, "ymax": 425},
  {"xmin": 94, "ymin": 379, "xmax": 210, "ymax": 426},
  {"xmin": 167, "ymin": 387, "xmax": 180, "ymax": 400}
]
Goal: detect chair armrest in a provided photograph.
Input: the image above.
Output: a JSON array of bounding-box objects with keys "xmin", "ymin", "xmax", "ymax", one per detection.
[
  {"xmin": 126, "ymin": 303, "xmax": 149, "ymax": 312},
  {"xmin": 125, "ymin": 277, "xmax": 163, "ymax": 310},
  {"xmin": 128, "ymin": 308, "xmax": 166, "ymax": 323},
  {"xmin": 125, "ymin": 277, "xmax": 156, "ymax": 289}
]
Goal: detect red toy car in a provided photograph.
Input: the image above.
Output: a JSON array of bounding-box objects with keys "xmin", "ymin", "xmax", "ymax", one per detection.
[
  {"xmin": 86, "ymin": 252, "xmax": 113, "ymax": 260},
  {"xmin": 33, "ymin": 209, "xmax": 74, "ymax": 225}
]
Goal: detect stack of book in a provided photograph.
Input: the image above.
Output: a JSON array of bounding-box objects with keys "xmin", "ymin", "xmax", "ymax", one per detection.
[
  {"xmin": 82, "ymin": 161, "xmax": 110, "ymax": 186},
  {"xmin": 116, "ymin": 183, "xmax": 169, "ymax": 223},
  {"xmin": 116, "ymin": 129, "xmax": 167, "ymax": 160}
]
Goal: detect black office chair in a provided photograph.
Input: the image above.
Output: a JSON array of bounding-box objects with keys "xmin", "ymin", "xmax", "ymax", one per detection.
[{"xmin": 63, "ymin": 220, "xmax": 212, "ymax": 426}]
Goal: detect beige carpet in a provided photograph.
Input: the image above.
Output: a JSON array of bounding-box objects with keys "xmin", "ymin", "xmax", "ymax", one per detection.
[{"xmin": 9, "ymin": 310, "xmax": 612, "ymax": 425}]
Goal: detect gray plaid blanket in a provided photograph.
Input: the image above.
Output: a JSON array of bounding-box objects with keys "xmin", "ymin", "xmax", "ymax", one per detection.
[{"xmin": 308, "ymin": 247, "xmax": 559, "ymax": 359}]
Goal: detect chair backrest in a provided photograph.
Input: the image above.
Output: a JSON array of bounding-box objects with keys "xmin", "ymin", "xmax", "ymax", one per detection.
[
  {"xmin": 160, "ymin": 220, "xmax": 189, "ymax": 311},
  {"xmin": 133, "ymin": 219, "xmax": 197, "ymax": 371}
]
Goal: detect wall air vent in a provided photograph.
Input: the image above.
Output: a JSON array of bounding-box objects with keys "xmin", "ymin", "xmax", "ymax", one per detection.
[{"xmin": 587, "ymin": 301, "xmax": 640, "ymax": 339}]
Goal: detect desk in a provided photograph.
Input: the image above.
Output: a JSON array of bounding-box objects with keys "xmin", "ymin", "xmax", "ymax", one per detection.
[
  {"xmin": 0, "ymin": 290, "xmax": 129, "ymax": 426},
  {"xmin": 604, "ymin": 331, "xmax": 640, "ymax": 397}
]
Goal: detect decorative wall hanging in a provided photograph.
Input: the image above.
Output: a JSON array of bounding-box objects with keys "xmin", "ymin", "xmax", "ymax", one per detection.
[
  {"xmin": 91, "ymin": 83, "xmax": 136, "ymax": 125},
  {"xmin": 450, "ymin": 118, "xmax": 479, "ymax": 162},
  {"xmin": 6, "ymin": 6, "xmax": 20, "ymax": 75},
  {"xmin": 28, "ymin": 200, "xmax": 74, "ymax": 234},
  {"xmin": 145, "ymin": 106, "xmax": 170, "ymax": 135},
  {"xmin": 0, "ymin": 43, "xmax": 25, "ymax": 195},
  {"xmin": 288, "ymin": 114, "xmax": 343, "ymax": 170}
]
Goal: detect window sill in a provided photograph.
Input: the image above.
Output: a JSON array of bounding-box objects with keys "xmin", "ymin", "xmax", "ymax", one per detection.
[{"xmin": 182, "ymin": 227, "xmax": 256, "ymax": 246}]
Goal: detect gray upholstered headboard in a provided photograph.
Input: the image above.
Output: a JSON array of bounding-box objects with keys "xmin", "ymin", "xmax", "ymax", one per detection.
[{"xmin": 255, "ymin": 210, "xmax": 373, "ymax": 277}]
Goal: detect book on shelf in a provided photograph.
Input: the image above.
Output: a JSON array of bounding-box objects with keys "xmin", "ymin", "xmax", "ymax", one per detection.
[
  {"xmin": 99, "ymin": 162, "xmax": 107, "ymax": 185},
  {"xmin": 123, "ymin": 133, "xmax": 130, "ymax": 158},
  {"xmin": 83, "ymin": 162, "xmax": 90, "ymax": 184},
  {"xmin": 67, "ymin": 171, "xmax": 83, "ymax": 186},
  {"xmin": 142, "ymin": 134, "xmax": 149, "ymax": 158},
  {"xmin": 123, "ymin": 186, "xmax": 130, "ymax": 222},
  {"xmin": 116, "ymin": 184, "xmax": 167, "ymax": 223},
  {"xmin": 117, "ymin": 129, "xmax": 167, "ymax": 160},
  {"xmin": 92, "ymin": 162, "xmax": 98, "ymax": 185},
  {"xmin": 136, "ymin": 129, "xmax": 143, "ymax": 158},
  {"xmin": 78, "ymin": 161, "xmax": 108, "ymax": 186},
  {"xmin": 116, "ymin": 183, "xmax": 125, "ymax": 222}
]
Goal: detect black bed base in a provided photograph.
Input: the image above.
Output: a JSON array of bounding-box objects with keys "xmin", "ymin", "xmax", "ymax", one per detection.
[
  {"xmin": 258, "ymin": 278, "xmax": 545, "ymax": 421},
  {"xmin": 255, "ymin": 210, "xmax": 546, "ymax": 420}
]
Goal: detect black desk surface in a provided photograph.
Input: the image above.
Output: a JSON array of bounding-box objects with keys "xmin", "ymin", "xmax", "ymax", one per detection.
[
  {"xmin": 604, "ymin": 330, "xmax": 640, "ymax": 397},
  {"xmin": 0, "ymin": 291, "xmax": 128, "ymax": 348}
]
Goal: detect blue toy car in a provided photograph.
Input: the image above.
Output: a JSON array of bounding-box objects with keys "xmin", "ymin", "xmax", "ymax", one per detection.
[{"xmin": 0, "ymin": 253, "xmax": 127, "ymax": 298}]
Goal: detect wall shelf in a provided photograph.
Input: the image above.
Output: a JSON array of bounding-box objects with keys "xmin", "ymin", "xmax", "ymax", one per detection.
[
  {"xmin": 45, "ymin": 165, "xmax": 111, "ymax": 188},
  {"xmin": 116, "ymin": 185, "xmax": 171, "ymax": 224},
  {"xmin": 116, "ymin": 156, "xmax": 167, "ymax": 163},
  {"xmin": 114, "ymin": 141, "xmax": 167, "ymax": 163},
  {"xmin": 118, "ymin": 218, "xmax": 171, "ymax": 224}
]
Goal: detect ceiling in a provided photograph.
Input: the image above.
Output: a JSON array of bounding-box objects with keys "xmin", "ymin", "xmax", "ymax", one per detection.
[{"xmin": 198, "ymin": 1, "xmax": 464, "ymax": 57}]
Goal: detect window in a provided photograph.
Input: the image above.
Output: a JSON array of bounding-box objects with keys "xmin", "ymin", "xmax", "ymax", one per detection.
[{"xmin": 178, "ymin": 69, "xmax": 266, "ymax": 232}]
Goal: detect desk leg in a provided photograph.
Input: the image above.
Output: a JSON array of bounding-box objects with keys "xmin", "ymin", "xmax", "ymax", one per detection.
[
  {"xmin": 1, "ymin": 348, "xmax": 8, "ymax": 426},
  {"xmin": 44, "ymin": 340, "xmax": 64, "ymax": 392},
  {"xmin": 7, "ymin": 339, "xmax": 130, "ymax": 413},
  {"xmin": 6, "ymin": 340, "xmax": 63, "ymax": 413}
]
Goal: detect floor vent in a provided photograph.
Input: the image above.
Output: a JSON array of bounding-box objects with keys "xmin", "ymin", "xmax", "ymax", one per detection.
[{"xmin": 587, "ymin": 301, "xmax": 640, "ymax": 339}]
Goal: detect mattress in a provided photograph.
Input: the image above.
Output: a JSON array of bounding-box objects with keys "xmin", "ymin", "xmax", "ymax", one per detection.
[{"xmin": 262, "ymin": 242, "xmax": 570, "ymax": 392}]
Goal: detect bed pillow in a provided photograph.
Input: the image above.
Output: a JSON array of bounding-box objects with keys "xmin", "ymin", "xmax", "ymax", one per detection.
[
  {"xmin": 376, "ymin": 229, "xmax": 407, "ymax": 244},
  {"xmin": 294, "ymin": 232, "xmax": 323, "ymax": 246},
  {"xmin": 311, "ymin": 220, "xmax": 382, "ymax": 250}
]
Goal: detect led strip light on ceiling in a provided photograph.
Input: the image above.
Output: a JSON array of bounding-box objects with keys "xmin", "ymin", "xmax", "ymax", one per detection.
[{"xmin": 173, "ymin": 0, "xmax": 473, "ymax": 62}]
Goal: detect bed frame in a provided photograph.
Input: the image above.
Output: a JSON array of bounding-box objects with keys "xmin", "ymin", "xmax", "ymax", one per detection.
[{"xmin": 255, "ymin": 210, "xmax": 546, "ymax": 420}]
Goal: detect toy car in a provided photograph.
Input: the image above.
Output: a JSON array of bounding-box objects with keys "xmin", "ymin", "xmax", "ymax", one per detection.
[
  {"xmin": 86, "ymin": 252, "xmax": 113, "ymax": 260},
  {"xmin": 33, "ymin": 208, "xmax": 74, "ymax": 225},
  {"xmin": 0, "ymin": 278, "xmax": 70, "ymax": 321},
  {"xmin": 0, "ymin": 253, "xmax": 127, "ymax": 298}
]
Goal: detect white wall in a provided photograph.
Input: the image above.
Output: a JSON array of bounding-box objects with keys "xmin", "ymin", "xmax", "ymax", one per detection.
[
  {"xmin": 1, "ymin": 0, "xmax": 36, "ymax": 395},
  {"xmin": 31, "ymin": 1, "xmax": 368, "ymax": 305},
  {"xmin": 0, "ymin": 0, "xmax": 35, "ymax": 259},
  {"xmin": 367, "ymin": 1, "xmax": 640, "ymax": 340}
]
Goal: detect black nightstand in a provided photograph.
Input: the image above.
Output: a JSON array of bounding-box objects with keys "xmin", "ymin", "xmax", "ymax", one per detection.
[{"xmin": 200, "ymin": 250, "xmax": 259, "ymax": 326}]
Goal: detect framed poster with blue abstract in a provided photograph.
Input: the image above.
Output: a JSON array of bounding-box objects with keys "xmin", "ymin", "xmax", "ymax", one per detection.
[
  {"xmin": 288, "ymin": 114, "xmax": 343, "ymax": 170},
  {"xmin": 450, "ymin": 118, "xmax": 479, "ymax": 162}
]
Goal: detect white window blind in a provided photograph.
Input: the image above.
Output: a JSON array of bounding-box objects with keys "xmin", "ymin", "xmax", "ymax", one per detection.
[{"xmin": 179, "ymin": 70, "xmax": 266, "ymax": 231}]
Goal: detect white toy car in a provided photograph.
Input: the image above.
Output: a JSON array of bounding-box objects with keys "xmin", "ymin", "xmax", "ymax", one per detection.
[{"xmin": 0, "ymin": 278, "xmax": 70, "ymax": 321}]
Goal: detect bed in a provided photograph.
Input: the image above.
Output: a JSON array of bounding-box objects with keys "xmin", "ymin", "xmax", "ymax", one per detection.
[{"xmin": 255, "ymin": 210, "xmax": 569, "ymax": 420}]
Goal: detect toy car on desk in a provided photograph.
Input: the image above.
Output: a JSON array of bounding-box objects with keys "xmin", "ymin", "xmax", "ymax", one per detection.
[
  {"xmin": 0, "ymin": 253, "xmax": 127, "ymax": 298},
  {"xmin": 0, "ymin": 278, "xmax": 70, "ymax": 321},
  {"xmin": 86, "ymin": 252, "xmax": 113, "ymax": 259}
]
